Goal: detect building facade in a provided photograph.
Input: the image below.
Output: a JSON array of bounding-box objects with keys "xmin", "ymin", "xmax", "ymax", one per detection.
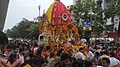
[
  {"xmin": 113, "ymin": 15, "xmax": 120, "ymax": 32},
  {"xmin": 0, "ymin": 0, "xmax": 9, "ymax": 31}
]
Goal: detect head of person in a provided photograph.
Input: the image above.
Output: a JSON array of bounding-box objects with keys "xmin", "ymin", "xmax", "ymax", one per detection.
[
  {"xmin": 102, "ymin": 51, "xmax": 109, "ymax": 56},
  {"xmin": 73, "ymin": 59, "xmax": 84, "ymax": 67},
  {"xmin": 0, "ymin": 31, "xmax": 8, "ymax": 52},
  {"xmin": 6, "ymin": 44, "xmax": 12, "ymax": 51},
  {"xmin": 61, "ymin": 53, "xmax": 70, "ymax": 66},
  {"xmin": 91, "ymin": 58, "xmax": 98, "ymax": 67},
  {"xmin": 19, "ymin": 48, "xmax": 24, "ymax": 55},
  {"xmin": 12, "ymin": 45, "xmax": 19, "ymax": 54},
  {"xmin": 68, "ymin": 49, "xmax": 73, "ymax": 56},
  {"xmin": 36, "ymin": 49, "xmax": 42, "ymax": 56},
  {"xmin": 84, "ymin": 60, "xmax": 93, "ymax": 67},
  {"xmin": 101, "ymin": 57, "xmax": 110, "ymax": 67},
  {"xmin": 79, "ymin": 47, "xmax": 84, "ymax": 53},
  {"xmin": 41, "ymin": 63, "xmax": 47, "ymax": 67},
  {"xmin": 109, "ymin": 52, "xmax": 115, "ymax": 57},
  {"xmin": 50, "ymin": 51, "xmax": 55, "ymax": 58},
  {"xmin": 23, "ymin": 50, "xmax": 30, "ymax": 57}
]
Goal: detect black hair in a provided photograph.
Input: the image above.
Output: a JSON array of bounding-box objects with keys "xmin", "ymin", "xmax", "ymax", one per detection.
[
  {"xmin": 34, "ymin": 42, "xmax": 38, "ymax": 47},
  {"xmin": 12, "ymin": 45, "xmax": 19, "ymax": 50},
  {"xmin": 73, "ymin": 59, "xmax": 84, "ymax": 67},
  {"xmin": 40, "ymin": 36, "xmax": 44, "ymax": 39},
  {"xmin": 0, "ymin": 31, "xmax": 8, "ymax": 45},
  {"xmin": 36, "ymin": 49, "xmax": 42, "ymax": 56},
  {"xmin": 19, "ymin": 48, "xmax": 24, "ymax": 53},
  {"xmin": 102, "ymin": 51, "xmax": 109, "ymax": 55},
  {"xmin": 57, "ymin": 48, "xmax": 64, "ymax": 57},
  {"xmin": 46, "ymin": 46, "xmax": 50, "ymax": 51},
  {"xmin": 61, "ymin": 53, "xmax": 70, "ymax": 61},
  {"xmin": 79, "ymin": 47, "xmax": 84, "ymax": 51},
  {"xmin": 50, "ymin": 52, "xmax": 55, "ymax": 58},
  {"xmin": 84, "ymin": 60, "xmax": 93, "ymax": 67},
  {"xmin": 102, "ymin": 57, "xmax": 110, "ymax": 65},
  {"xmin": 68, "ymin": 49, "xmax": 73, "ymax": 53},
  {"xmin": 110, "ymin": 52, "xmax": 115, "ymax": 57},
  {"xmin": 6, "ymin": 45, "xmax": 12, "ymax": 49}
]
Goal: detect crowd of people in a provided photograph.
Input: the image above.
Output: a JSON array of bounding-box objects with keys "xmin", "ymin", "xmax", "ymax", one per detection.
[{"xmin": 0, "ymin": 31, "xmax": 120, "ymax": 67}]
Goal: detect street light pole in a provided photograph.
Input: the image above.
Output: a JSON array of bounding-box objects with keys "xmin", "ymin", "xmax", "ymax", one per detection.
[
  {"xmin": 89, "ymin": 6, "xmax": 93, "ymax": 22},
  {"xmin": 88, "ymin": 6, "xmax": 94, "ymax": 44},
  {"xmin": 117, "ymin": 17, "xmax": 120, "ymax": 41},
  {"xmin": 38, "ymin": 5, "xmax": 41, "ymax": 17}
]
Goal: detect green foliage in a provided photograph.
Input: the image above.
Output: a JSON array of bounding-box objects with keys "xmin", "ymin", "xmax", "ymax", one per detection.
[
  {"xmin": 6, "ymin": 18, "xmax": 39, "ymax": 38},
  {"xmin": 27, "ymin": 22, "xmax": 39, "ymax": 38},
  {"xmin": 70, "ymin": 0, "xmax": 120, "ymax": 38},
  {"xmin": 93, "ymin": 22, "xmax": 104, "ymax": 33},
  {"xmin": 104, "ymin": 0, "xmax": 120, "ymax": 21},
  {"xmin": 104, "ymin": 0, "xmax": 116, "ymax": 19},
  {"xmin": 69, "ymin": 0, "xmax": 104, "ymax": 36}
]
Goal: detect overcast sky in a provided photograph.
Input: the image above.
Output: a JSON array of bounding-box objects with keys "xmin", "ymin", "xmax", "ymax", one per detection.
[{"xmin": 4, "ymin": 0, "xmax": 73, "ymax": 30}]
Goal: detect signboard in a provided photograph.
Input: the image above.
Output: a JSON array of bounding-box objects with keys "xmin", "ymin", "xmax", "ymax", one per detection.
[
  {"xmin": 83, "ymin": 21, "xmax": 92, "ymax": 31},
  {"xmin": 83, "ymin": 22, "xmax": 87, "ymax": 26},
  {"xmin": 88, "ymin": 22, "xmax": 92, "ymax": 26},
  {"xmin": 83, "ymin": 21, "xmax": 92, "ymax": 27}
]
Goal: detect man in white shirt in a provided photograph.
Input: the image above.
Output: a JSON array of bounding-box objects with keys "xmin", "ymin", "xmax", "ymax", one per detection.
[
  {"xmin": 109, "ymin": 52, "xmax": 120, "ymax": 67},
  {"xmin": 75, "ymin": 47, "xmax": 85, "ymax": 60},
  {"xmin": 87, "ymin": 50, "xmax": 95, "ymax": 60},
  {"xmin": 67, "ymin": 38, "xmax": 72, "ymax": 47}
]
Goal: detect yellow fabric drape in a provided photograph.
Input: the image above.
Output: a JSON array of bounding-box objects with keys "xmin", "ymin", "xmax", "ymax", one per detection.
[{"xmin": 46, "ymin": 2, "xmax": 55, "ymax": 23}]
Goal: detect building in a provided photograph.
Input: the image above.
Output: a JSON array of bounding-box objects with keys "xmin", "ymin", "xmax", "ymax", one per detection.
[
  {"xmin": 95, "ymin": 0, "xmax": 120, "ymax": 38},
  {"xmin": 73, "ymin": 0, "xmax": 116, "ymax": 27},
  {"xmin": 73, "ymin": 0, "xmax": 87, "ymax": 5},
  {"xmin": 0, "ymin": 0, "xmax": 9, "ymax": 31},
  {"xmin": 73, "ymin": 0, "xmax": 78, "ymax": 5},
  {"xmin": 113, "ymin": 15, "xmax": 120, "ymax": 31}
]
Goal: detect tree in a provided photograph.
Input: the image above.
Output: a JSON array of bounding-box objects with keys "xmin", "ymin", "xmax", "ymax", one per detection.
[
  {"xmin": 104, "ymin": 0, "xmax": 120, "ymax": 21},
  {"xmin": 27, "ymin": 22, "xmax": 39, "ymax": 39},
  {"xmin": 6, "ymin": 18, "xmax": 39, "ymax": 39},
  {"xmin": 6, "ymin": 26, "xmax": 20, "ymax": 38},
  {"xmin": 69, "ymin": 0, "xmax": 104, "ymax": 38},
  {"xmin": 103, "ymin": 0, "xmax": 120, "ymax": 39}
]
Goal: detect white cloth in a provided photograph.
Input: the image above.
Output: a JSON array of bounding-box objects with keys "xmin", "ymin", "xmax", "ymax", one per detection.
[
  {"xmin": 97, "ymin": 66, "xmax": 103, "ymax": 67},
  {"xmin": 87, "ymin": 51, "xmax": 94, "ymax": 59},
  {"xmin": 38, "ymin": 34, "xmax": 44, "ymax": 46},
  {"xmin": 109, "ymin": 57, "xmax": 120, "ymax": 67},
  {"xmin": 75, "ymin": 52, "xmax": 85, "ymax": 60},
  {"xmin": 67, "ymin": 38, "xmax": 72, "ymax": 47},
  {"xmin": 34, "ymin": 47, "xmax": 38, "ymax": 52},
  {"xmin": 47, "ymin": 57, "xmax": 54, "ymax": 67}
]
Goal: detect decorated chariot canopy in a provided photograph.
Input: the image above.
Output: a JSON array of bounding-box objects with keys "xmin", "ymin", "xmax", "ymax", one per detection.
[
  {"xmin": 39, "ymin": 0, "xmax": 79, "ymax": 34},
  {"xmin": 46, "ymin": 0, "xmax": 72, "ymax": 25},
  {"xmin": 39, "ymin": 0, "xmax": 78, "ymax": 33}
]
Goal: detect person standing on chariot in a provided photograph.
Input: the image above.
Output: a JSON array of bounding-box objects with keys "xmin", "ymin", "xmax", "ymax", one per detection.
[{"xmin": 38, "ymin": 33, "xmax": 44, "ymax": 46}]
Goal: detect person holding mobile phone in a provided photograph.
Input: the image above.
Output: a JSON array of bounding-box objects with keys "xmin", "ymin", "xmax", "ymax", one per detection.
[{"xmin": 0, "ymin": 31, "xmax": 21, "ymax": 67}]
